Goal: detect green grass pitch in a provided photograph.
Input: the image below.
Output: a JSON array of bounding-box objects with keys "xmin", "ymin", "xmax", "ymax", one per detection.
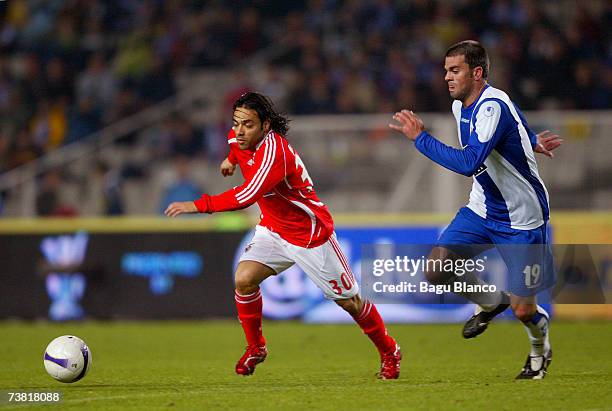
[{"xmin": 1, "ymin": 320, "xmax": 611, "ymax": 410}]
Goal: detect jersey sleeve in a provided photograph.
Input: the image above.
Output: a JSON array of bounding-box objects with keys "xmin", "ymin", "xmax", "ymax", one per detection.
[
  {"xmin": 228, "ymin": 148, "xmax": 238, "ymax": 165},
  {"xmin": 414, "ymin": 99, "xmax": 507, "ymax": 176},
  {"xmin": 194, "ymin": 136, "xmax": 285, "ymax": 213},
  {"xmin": 227, "ymin": 129, "xmax": 238, "ymax": 164}
]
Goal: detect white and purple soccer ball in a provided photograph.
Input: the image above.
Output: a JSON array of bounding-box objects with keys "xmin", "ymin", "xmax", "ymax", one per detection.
[{"xmin": 43, "ymin": 335, "xmax": 92, "ymax": 383}]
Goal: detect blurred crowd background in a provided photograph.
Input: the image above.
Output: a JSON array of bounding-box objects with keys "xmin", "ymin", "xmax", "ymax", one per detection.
[{"xmin": 0, "ymin": 0, "xmax": 609, "ymax": 216}]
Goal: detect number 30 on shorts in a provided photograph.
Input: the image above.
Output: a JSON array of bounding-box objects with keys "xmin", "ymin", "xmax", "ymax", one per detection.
[{"xmin": 329, "ymin": 272, "xmax": 355, "ymax": 295}]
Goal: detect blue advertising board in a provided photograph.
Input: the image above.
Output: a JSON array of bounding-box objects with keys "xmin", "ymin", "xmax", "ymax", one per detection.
[{"xmin": 234, "ymin": 225, "xmax": 553, "ymax": 323}]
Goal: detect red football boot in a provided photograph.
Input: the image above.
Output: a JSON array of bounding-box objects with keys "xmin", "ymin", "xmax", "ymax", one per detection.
[
  {"xmin": 377, "ymin": 344, "xmax": 402, "ymax": 380},
  {"xmin": 235, "ymin": 345, "xmax": 268, "ymax": 376}
]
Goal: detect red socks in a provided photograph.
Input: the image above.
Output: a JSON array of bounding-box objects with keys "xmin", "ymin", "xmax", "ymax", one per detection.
[
  {"xmin": 236, "ymin": 290, "xmax": 393, "ymax": 356},
  {"xmin": 353, "ymin": 300, "xmax": 396, "ymax": 355},
  {"xmin": 235, "ymin": 289, "xmax": 266, "ymax": 347}
]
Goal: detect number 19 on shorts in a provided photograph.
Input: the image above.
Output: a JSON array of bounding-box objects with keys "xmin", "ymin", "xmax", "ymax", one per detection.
[{"xmin": 523, "ymin": 264, "xmax": 541, "ymax": 288}]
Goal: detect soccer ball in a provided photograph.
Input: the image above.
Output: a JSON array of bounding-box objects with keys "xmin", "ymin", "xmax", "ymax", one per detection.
[{"xmin": 43, "ymin": 335, "xmax": 92, "ymax": 383}]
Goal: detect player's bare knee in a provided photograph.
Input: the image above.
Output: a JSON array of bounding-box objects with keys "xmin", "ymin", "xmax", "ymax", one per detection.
[
  {"xmin": 234, "ymin": 261, "xmax": 274, "ymax": 295},
  {"xmin": 234, "ymin": 270, "xmax": 259, "ymax": 295},
  {"xmin": 512, "ymin": 304, "xmax": 537, "ymax": 322}
]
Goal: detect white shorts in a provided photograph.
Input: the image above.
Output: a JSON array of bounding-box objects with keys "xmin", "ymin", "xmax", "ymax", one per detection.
[{"xmin": 239, "ymin": 225, "xmax": 359, "ymax": 300}]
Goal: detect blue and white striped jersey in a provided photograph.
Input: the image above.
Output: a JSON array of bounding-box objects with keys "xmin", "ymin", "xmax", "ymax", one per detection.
[{"xmin": 415, "ymin": 84, "xmax": 549, "ymax": 230}]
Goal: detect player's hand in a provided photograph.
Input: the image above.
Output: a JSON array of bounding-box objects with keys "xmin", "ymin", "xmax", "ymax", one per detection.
[
  {"xmin": 389, "ymin": 109, "xmax": 425, "ymax": 141},
  {"xmin": 535, "ymin": 130, "xmax": 563, "ymax": 158},
  {"xmin": 164, "ymin": 201, "xmax": 198, "ymax": 217},
  {"xmin": 220, "ymin": 157, "xmax": 236, "ymax": 177}
]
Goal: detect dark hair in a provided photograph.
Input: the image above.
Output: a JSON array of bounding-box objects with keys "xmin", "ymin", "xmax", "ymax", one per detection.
[
  {"xmin": 445, "ymin": 40, "xmax": 489, "ymax": 79},
  {"xmin": 233, "ymin": 92, "xmax": 290, "ymax": 136}
]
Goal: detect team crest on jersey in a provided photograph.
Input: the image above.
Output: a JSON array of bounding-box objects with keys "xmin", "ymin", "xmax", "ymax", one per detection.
[{"xmin": 484, "ymin": 106, "xmax": 495, "ymax": 117}]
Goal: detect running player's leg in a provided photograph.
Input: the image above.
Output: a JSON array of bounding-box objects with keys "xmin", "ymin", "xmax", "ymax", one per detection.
[
  {"xmin": 427, "ymin": 208, "xmax": 511, "ymax": 338},
  {"xmin": 427, "ymin": 208, "xmax": 508, "ymax": 309},
  {"xmin": 336, "ymin": 295, "xmax": 402, "ymax": 379},
  {"xmin": 494, "ymin": 225, "xmax": 553, "ymax": 379},
  {"xmin": 234, "ymin": 226, "xmax": 294, "ymax": 375},
  {"xmin": 427, "ymin": 245, "xmax": 505, "ymax": 309},
  {"xmin": 290, "ymin": 233, "xmax": 401, "ymax": 379},
  {"xmin": 234, "ymin": 261, "xmax": 275, "ymax": 348},
  {"xmin": 511, "ymin": 295, "xmax": 552, "ymax": 379}
]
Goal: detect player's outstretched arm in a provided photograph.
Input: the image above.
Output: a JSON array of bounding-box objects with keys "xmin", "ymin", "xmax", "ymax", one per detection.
[
  {"xmin": 389, "ymin": 108, "xmax": 478, "ymax": 175},
  {"xmin": 534, "ymin": 130, "xmax": 563, "ymax": 158},
  {"xmin": 390, "ymin": 102, "xmax": 504, "ymax": 176},
  {"xmin": 164, "ymin": 201, "xmax": 198, "ymax": 217},
  {"xmin": 220, "ymin": 157, "xmax": 237, "ymax": 176}
]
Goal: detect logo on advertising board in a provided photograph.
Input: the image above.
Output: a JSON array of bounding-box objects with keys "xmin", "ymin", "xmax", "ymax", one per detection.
[
  {"xmin": 121, "ymin": 252, "xmax": 203, "ymax": 295},
  {"xmin": 40, "ymin": 232, "xmax": 89, "ymax": 321}
]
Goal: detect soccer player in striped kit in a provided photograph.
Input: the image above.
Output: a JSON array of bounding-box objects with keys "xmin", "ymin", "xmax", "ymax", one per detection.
[
  {"xmin": 166, "ymin": 92, "xmax": 401, "ymax": 379},
  {"xmin": 390, "ymin": 41, "xmax": 562, "ymax": 379}
]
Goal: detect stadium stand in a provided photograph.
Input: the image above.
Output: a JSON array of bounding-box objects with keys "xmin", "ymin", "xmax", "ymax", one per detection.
[{"xmin": 0, "ymin": 0, "xmax": 609, "ymax": 216}]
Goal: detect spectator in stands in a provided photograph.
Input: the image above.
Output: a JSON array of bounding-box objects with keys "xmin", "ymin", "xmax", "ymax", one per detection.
[
  {"xmin": 66, "ymin": 97, "xmax": 101, "ymax": 144},
  {"xmin": 0, "ymin": 0, "xmax": 607, "ymax": 169},
  {"xmin": 159, "ymin": 155, "xmax": 202, "ymax": 215},
  {"xmin": 0, "ymin": 130, "xmax": 10, "ymax": 172},
  {"xmin": 171, "ymin": 120, "xmax": 203, "ymax": 158},
  {"xmin": 35, "ymin": 169, "xmax": 78, "ymax": 217},
  {"xmin": 35, "ymin": 170, "xmax": 61, "ymax": 216},
  {"xmin": 0, "ymin": 0, "xmax": 609, "ymax": 218},
  {"xmin": 76, "ymin": 52, "xmax": 117, "ymax": 112},
  {"xmin": 30, "ymin": 98, "xmax": 68, "ymax": 151},
  {"xmin": 7, "ymin": 130, "xmax": 40, "ymax": 170},
  {"xmin": 202, "ymin": 110, "xmax": 231, "ymax": 162},
  {"xmin": 95, "ymin": 161, "xmax": 124, "ymax": 215},
  {"xmin": 138, "ymin": 55, "xmax": 176, "ymax": 104}
]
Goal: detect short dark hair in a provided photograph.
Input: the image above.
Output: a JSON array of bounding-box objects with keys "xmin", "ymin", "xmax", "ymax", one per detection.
[
  {"xmin": 445, "ymin": 40, "xmax": 489, "ymax": 79},
  {"xmin": 233, "ymin": 92, "xmax": 290, "ymax": 136}
]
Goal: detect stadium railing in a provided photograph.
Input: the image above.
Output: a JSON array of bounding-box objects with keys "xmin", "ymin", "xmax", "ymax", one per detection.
[{"xmin": 1, "ymin": 108, "xmax": 610, "ymax": 216}]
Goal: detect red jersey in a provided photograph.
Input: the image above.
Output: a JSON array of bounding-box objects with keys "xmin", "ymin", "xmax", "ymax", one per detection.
[{"xmin": 194, "ymin": 130, "xmax": 334, "ymax": 248}]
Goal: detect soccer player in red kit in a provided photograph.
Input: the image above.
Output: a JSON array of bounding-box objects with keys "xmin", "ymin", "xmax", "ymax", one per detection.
[{"xmin": 165, "ymin": 92, "xmax": 401, "ymax": 379}]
